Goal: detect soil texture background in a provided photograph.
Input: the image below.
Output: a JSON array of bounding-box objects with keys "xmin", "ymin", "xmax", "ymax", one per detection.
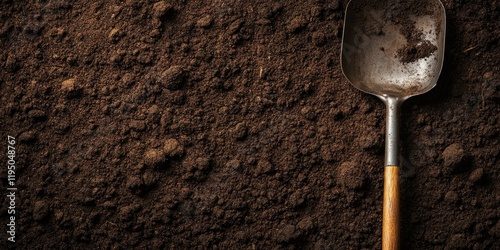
[{"xmin": 1, "ymin": 0, "xmax": 499, "ymax": 249}]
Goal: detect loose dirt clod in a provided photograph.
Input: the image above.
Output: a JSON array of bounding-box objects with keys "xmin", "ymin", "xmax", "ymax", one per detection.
[
  {"xmin": 108, "ymin": 28, "xmax": 122, "ymax": 43},
  {"xmin": 398, "ymin": 40, "xmax": 438, "ymax": 64},
  {"xmin": 182, "ymin": 155, "xmax": 211, "ymax": 180},
  {"xmin": 338, "ymin": 161, "xmax": 367, "ymax": 190},
  {"xmin": 442, "ymin": 143, "xmax": 467, "ymax": 170},
  {"xmin": 287, "ymin": 15, "xmax": 308, "ymax": 33},
  {"xmin": 152, "ymin": 1, "xmax": 172, "ymax": 18},
  {"xmin": 232, "ymin": 122, "xmax": 248, "ymax": 140},
  {"xmin": 160, "ymin": 66, "xmax": 187, "ymax": 90},
  {"xmin": 61, "ymin": 78, "xmax": 76, "ymax": 92},
  {"xmin": 18, "ymin": 130, "xmax": 37, "ymax": 142},
  {"xmin": 226, "ymin": 159, "xmax": 242, "ymax": 172},
  {"xmin": 197, "ymin": 15, "xmax": 213, "ymax": 28},
  {"xmin": 469, "ymin": 168, "xmax": 485, "ymax": 184},
  {"xmin": 163, "ymin": 138, "xmax": 184, "ymax": 157},
  {"xmin": 144, "ymin": 149, "xmax": 165, "ymax": 167}
]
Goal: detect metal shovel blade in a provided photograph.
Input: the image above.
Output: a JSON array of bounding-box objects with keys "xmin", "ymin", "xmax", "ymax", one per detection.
[{"xmin": 341, "ymin": 0, "xmax": 446, "ymax": 99}]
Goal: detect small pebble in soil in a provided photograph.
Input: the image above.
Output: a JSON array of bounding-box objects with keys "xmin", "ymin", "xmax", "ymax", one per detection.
[
  {"xmin": 468, "ymin": 168, "xmax": 485, "ymax": 184},
  {"xmin": 232, "ymin": 122, "xmax": 248, "ymax": 140},
  {"xmin": 18, "ymin": 130, "xmax": 37, "ymax": 143},
  {"xmin": 152, "ymin": 1, "xmax": 172, "ymax": 18},
  {"xmin": 143, "ymin": 149, "xmax": 165, "ymax": 167},
  {"xmin": 287, "ymin": 15, "xmax": 308, "ymax": 33},
  {"xmin": 197, "ymin": 15, "xmax": 213, "ymax": 28},
  {"xmin": 338, "ymin": 161, "xmax": 367, "ymax": 190},
  {"xmin": 442, "ymin": 143, "xmax": 467, "ymax": 172},
  {"xmin": 160, "ymin": 65, "xmax": 187, "ymax": 90},
  {"xmin": 228, "ymin": 19, "xmax": 244, "ymax": 34},
  {"xmin": 483, "ymin": 71, "xmax": 493, "ymax": 79},
  {"xmin": 163, "ymin": 138, "xmax": 184, "ymax": 158},
  {"xmin": 108, "ymin": 28, "xmax": 122, "ymax": 43},
  {"xmin": 103, "ymin": 201, "xmax": 116, "ymax": 210},
  {"xmin": 61, "ymin": 78, "xmax": 76, "ymax": 92}
]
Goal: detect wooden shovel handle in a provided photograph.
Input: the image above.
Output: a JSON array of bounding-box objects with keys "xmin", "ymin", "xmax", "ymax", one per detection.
[{"xmin": 383, "ymin": 166, "xmax": 400, "ymax": 250}]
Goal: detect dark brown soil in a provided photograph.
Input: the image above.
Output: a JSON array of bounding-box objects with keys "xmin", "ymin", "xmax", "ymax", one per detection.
[
  {"xmin": 350, "ymin": 0, "xmax": 441, "ymax": 63},
  {"xmin": 398, "ymin": 40, "xmax": 438, "ymax": 64},
  {"xmin": 393, "ymin": 0, "xmax": 440, "ymax": 63},
  {"xmin": 1, "ymin": 0, "xmax": 499, "ymax": 249}
]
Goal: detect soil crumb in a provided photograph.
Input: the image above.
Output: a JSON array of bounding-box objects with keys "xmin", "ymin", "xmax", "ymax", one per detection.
[
  {"xmin": 350, "ymin": 0, "xmax": 441, "ymax": 63},
  {"xmin": 397, "ymin": 40, "xmax": 438, "ymax": 63}
]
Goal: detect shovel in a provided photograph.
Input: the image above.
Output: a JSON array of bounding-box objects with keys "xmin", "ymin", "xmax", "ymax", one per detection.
[{"xmin": 340, "ymin": 0, "xmax": 446, "ymax": 249}]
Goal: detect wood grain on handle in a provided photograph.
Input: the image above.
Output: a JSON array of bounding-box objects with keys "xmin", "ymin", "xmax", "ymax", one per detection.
[{"xmin": 383, "ymin": 166, "xmax": 400, "ymax": 250}]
